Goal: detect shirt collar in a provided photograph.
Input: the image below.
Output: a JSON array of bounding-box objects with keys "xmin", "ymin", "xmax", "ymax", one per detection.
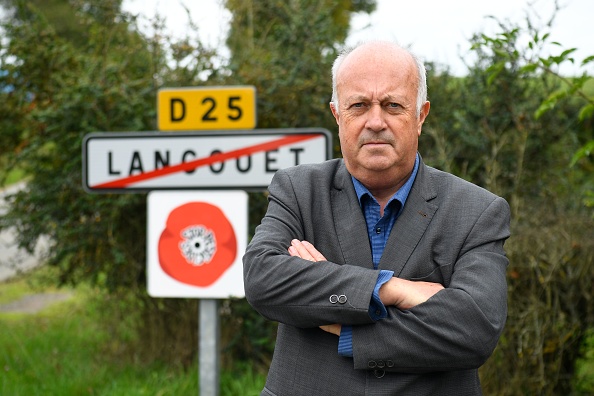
[{"xmin": 351, "ymin": 153, "xmax": 419, "ymax": 210}]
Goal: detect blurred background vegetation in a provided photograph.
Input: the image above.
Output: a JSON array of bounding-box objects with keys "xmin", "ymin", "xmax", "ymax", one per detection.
[{"xmin": 0, "ymin": 0, "xmax": 592, "ymax": 394}]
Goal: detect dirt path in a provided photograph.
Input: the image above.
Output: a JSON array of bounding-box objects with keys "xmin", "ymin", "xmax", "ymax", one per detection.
[{"xmin": 0, "ymin": 292, "xmax": 74, "ymax": 314}]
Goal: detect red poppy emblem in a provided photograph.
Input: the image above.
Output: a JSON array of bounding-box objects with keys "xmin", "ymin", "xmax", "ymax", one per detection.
[{"xmin": 158, "ymin": 202, "xmax": 237, "ymax": 287}]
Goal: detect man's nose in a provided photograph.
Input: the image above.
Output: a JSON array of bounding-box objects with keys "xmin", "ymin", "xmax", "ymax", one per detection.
[{"xmin": 365, "ymin": 104, "xmax": 387, "ymax": 132}]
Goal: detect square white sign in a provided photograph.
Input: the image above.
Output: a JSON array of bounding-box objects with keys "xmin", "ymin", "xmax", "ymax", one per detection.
[{"xmin": 147, "ymin": 190, "xmax": 247, "ymax": 298}]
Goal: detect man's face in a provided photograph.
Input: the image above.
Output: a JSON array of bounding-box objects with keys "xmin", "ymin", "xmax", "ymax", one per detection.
[{"xmin": 331, "ymin": 44, "xmax": 430, "ymax": 193}]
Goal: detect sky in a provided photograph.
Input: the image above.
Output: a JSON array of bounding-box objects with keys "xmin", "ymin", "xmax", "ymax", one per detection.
[{"xmin": 122, "ymin": 0, "xmax": 594, "ymax": 76}]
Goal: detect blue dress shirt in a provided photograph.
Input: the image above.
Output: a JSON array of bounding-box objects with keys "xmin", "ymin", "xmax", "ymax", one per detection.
[{"xmin": 338, "ymin": 154, "xmax": 420, "ymax": 357}]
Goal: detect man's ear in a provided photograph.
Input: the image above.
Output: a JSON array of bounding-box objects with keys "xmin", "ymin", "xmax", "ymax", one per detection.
[
  {"xmin": 417, "ymin": 101, "xmax": 430, "ymax": 136},
  {"xmin": 329, "ymin": 102, "xmax": 340, "ymax": 124}
]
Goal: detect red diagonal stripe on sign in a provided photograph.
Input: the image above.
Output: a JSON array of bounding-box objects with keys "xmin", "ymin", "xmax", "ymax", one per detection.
[{"xmin": 92, "ymin": 134, "xmax": 320, "ymax": 189}]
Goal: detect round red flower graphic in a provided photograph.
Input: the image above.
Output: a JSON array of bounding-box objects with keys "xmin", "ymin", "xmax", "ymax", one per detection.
[{"xmin": 158, "ymin": 202, "xmax": 237, "ymax": 287}]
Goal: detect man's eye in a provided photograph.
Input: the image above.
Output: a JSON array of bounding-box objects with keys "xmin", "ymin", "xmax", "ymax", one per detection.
[
  {"xmin": 387, "ymin": 102, "xmax": 400, "ymax": 108},
  {"xmin": 352, "ymin": 103, "xmax": 364, "ymax": 108}
]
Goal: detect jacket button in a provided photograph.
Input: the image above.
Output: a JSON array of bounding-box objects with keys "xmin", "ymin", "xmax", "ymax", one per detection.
[
  {"xmin": 368, "ymin": 360, "xmax": 377, "ymax": 369},
  {"xmin": 374, "ymin": 369, "xmax": 385, "ymax": 379},
  {"xmin": 386, "ymin": 360, "xmax": 394, "ymax": 368},
  {"xmin": 338, "ymin": 294, "xmax": 347, "ymax": 304},
  {"xmin": 329, "ymin": 295, "xmax": 338, "ymax": 304},
  {"xmin": 376, "ymin": 360, "xmax": 385, "ymax": 368}
]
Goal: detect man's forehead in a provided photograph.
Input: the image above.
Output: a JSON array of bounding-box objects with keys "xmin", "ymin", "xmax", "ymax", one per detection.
[
  {"xmin": 337, "ymin": 54, "xmax": 416, "ymax": 89},
  {"xmin": 338, "ymin": 43, "xmax": 415, "ymax": 74},
  {"xmin": 337, "ymin": 73, "xmax": 416, "ymax": 102}
]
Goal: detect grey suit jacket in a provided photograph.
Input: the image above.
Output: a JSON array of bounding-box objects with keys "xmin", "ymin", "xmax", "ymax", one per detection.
[{"xmin": 243, "ymin": 157, "xmax": 511, "ymax": 396}]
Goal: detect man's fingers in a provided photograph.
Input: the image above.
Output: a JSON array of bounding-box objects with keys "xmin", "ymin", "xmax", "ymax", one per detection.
[
  {"xmin": 287, "ymin": 239, "xmax": 327, "ymax": 262},
  {"xmin": 288, "ymin": 245, "xmax": 299, "ymax": 257},
  {"xmin": 380, "ymin": 278, "xmax": 445, "ymax": 310},
  {"xmin": 288, "ymin": 239, "xmax": 314, "ymax": 260},
  {"xmin": 319, "ymin": 323, "xmax": 341, "ymax": 336},
  {"xmin": 301, "ymin": 240, "xmax": 327, "ymax": 261}
]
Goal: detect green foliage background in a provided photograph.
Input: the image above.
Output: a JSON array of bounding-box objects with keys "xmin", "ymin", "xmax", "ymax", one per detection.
[{"xmin": 0, "ymin": 0, "xmax": 592, "ymax": 394}]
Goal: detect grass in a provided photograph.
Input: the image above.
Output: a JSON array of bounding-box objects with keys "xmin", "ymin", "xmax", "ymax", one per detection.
[
  {"xmin": 574, "ymin": 329, "xmax": 594, "ymax": 394},
  {"xmin": 0, "ymin": 166, "xmax": 27, "ymax": 189},
  {"xmin": 0, "ymin": 268, "xmax": 266, "ymax": 395}
]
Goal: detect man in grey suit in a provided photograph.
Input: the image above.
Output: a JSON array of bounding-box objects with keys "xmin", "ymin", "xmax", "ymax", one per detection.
[{"xmin": 243, "ymin": 40, "xmax": 511, "ymax": 395}]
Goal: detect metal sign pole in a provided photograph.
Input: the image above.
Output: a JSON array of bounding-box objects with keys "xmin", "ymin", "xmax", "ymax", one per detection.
[{"xmin": 199, "ymin": 299, "xmax": 220, "ymax": 396}]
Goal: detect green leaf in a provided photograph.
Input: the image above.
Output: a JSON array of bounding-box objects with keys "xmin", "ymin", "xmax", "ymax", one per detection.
[
  {"xmin": 486, "ymin": 63, "xmax": 504, "ymax": 85},
  {"xmin": 539, "ymin": 57, "xmax": 552, "ymax": 67},
  {"xmin": 581, "ymin": 55, "xmax": 594, "ymax": 66},
  {"xmin": 570, "ymin": 140, "xmax": 594, "ymax": 167},
  {"xmin": 560, "ymin": 48, "xmax": 578, "ymax": 59},
  {"xmin": 578, "ymin": 103, "xmax": 594, "ymax": 121},
  {"xmin": 520, "ymin": 63, "xmax": 539, "ymax": 73},
  {"xmin": 535, "ymin": 101, "xmax": 554, "ymax": 119}
]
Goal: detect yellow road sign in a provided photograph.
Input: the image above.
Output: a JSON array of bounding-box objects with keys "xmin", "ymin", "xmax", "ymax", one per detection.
[{"xmin": 158, "ymin": 86, "xmax": 256, "ymax": 131}]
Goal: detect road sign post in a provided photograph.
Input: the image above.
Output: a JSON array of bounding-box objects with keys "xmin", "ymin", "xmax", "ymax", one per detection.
[
  {"xmin": 200, "ymin": 299, "xmax": 220, "ymax": 396},
  {"xmin": 147, "ymin": 191, "xmax": 247, "ymax": 396},
  {"xmin": 82, "ymin": 85, "xmax": 333, "ymax": 396},
  {"xmin": 156, "ymin": 85, "xmax": 255, "ymax": 396}
]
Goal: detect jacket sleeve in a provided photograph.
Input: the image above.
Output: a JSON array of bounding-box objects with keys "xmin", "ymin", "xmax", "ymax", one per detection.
[{"xmin": 351, "ymin": 196, "xmax": 511, "ymax": 373}]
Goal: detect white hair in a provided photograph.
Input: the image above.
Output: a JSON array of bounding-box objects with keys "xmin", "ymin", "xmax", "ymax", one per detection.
[{"xmin": 330, "ymin": 41, "xmax": 427, "ymax": 116}]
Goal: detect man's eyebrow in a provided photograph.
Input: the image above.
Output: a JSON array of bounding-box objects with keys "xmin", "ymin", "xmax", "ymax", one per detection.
[
  {"xmin": 379, "ymin": 94, "xmax": 401, "ymax": 102},
  {"xmin": 344, "ymin": 94, "xmax": 403, "ymax": 103},
  {"xmin": 343, "ymin": 95, "xmax": 369, "ymax": 103}
]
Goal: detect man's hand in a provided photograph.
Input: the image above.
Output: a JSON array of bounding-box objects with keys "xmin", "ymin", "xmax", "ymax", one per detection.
[
  {"xmin": 288, "ymin": 239, "xmax": 327, "ymax": 262},
  {"xmin": 380, "ymin": 277, "xmax": 444, "ymax": 310},
  {"xmin": 319, "ymin": 323, "xmax": 342, "ymax": 336}
]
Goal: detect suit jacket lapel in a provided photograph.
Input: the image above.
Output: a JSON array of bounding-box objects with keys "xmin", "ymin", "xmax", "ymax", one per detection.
[
  {"xmin": 379, "ymin": 160, "xmax": 438, "ymax": 276},
  {"xmin": 331, "ymin": 161, "xmax": 374, "ymax": 269}
]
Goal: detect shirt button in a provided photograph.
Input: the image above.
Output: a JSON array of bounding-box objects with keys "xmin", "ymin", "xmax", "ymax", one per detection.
[{"xmin": 375, "ymin": 227, "xmax": 381, "ymax": 234}]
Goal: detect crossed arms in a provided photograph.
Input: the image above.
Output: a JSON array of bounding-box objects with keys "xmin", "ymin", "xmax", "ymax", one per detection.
[{"xmin": 288, "ymin": 239, "xmax": 444, "ymax": 336}]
